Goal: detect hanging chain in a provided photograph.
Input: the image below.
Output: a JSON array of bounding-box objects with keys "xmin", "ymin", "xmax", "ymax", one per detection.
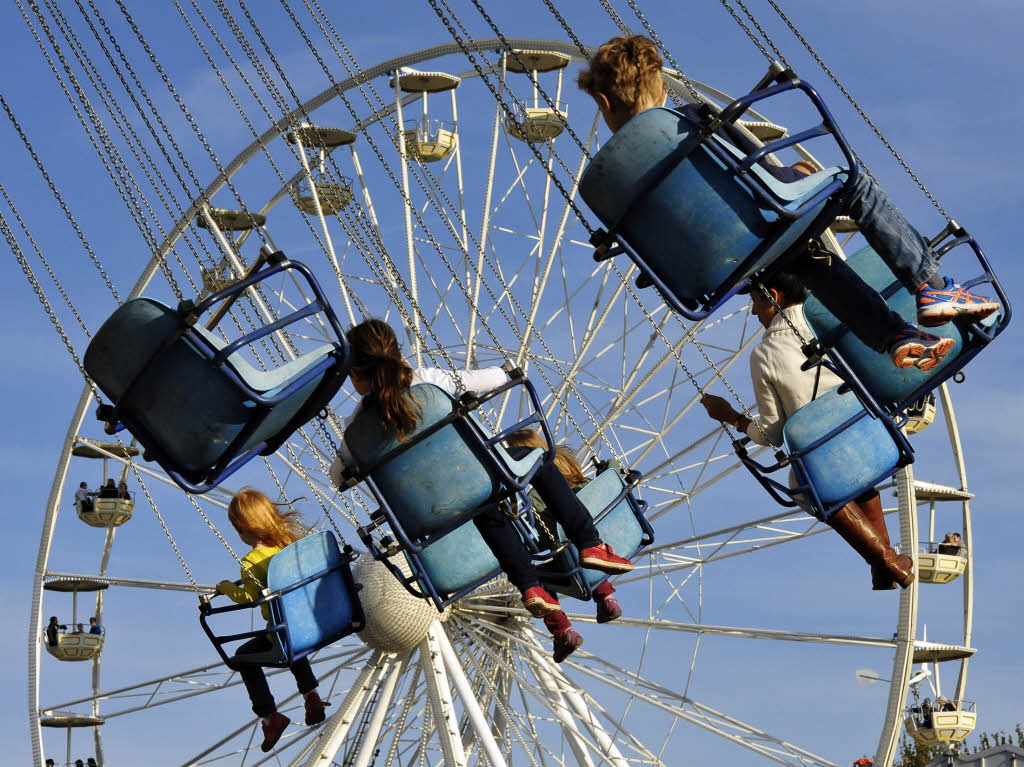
[
  {"xmin": 764, "ymin": 0, "xmax": 950, "ymax": 220},
  {"xmin": 716, "ymin": 0, "xmax": 774, "ymax": 63},
  {"xmin": 734, "ymin": 0, "xmax": 789, "ymax": 67}
]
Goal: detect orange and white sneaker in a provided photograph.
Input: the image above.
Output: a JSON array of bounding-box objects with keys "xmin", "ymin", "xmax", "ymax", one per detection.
[
  {"xmin": 579, "ymin": 543, "xmax": 634, "ymax": 574},
  {"xmin": 916, "ymin": 277, "xmax": 999, "ymax": 327},
  {"xmin": 522, "ymin": 586, "xmax": 561, "ymax": 617},
  {"xmin": 887, "ymin": 323, "xmax": 956, "ymax": 371}
]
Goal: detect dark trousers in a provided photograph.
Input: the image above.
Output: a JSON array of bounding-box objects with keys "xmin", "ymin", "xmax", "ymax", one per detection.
[
  {"xmin": 472, "ymin": 448, "xmax": 602, "ymax": 593},
  {"xmin": 236, "ymin": 636, "xmax": 318, "ymax": 718},
  {"xmin": 797, "ymin": 251, "xmax": 905, "ymax": 353}
]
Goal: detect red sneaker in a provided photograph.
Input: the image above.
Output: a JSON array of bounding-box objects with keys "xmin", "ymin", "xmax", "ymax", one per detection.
[
  {"xmin": 522, "ymin": 586, "xmax": 561, "ymax": 617},
  {"xmin": 260, "ymin": 711, "xmax": 290, "ymax": 753},
  {"xmin": 304, "ymin": 690, "xmax": 330, "ymax": 726},
  {"xmin": 552, "ymin": 629, "xmax": 584, "ymax": 663},
  {"xmin": 595, "ymin": 595, "xmax": 623, "ymax": 624},
  {"xmin": 579, "ymin": 543, "xmax": 634, "ymax": 574}
]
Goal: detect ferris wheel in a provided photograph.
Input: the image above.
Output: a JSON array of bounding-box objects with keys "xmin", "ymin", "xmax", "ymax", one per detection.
[{"xmin": 11, "ymin": 3, "xmax": 984, "ymax": 765}]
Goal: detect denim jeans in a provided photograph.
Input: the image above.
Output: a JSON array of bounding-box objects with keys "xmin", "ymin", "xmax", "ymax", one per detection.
[
  {"xmin": 472, "ymin": 448, "xmax": 602, "ymax": 592},
  {"xmin": 842, "ymin": 172, "xmax": 942, "ymax": 291},
  {"xmin": 797, "ymin": 172, "xmax": 942, "ymax": 352},
  {"xmin": 236, "ymin": 636, "xmax": 318, "ymax": 718}
]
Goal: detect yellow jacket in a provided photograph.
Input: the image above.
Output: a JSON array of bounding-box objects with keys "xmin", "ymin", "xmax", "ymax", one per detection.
[{"xmin": 217, "ymin": 546, "xmax": 281, "ymax": 622}]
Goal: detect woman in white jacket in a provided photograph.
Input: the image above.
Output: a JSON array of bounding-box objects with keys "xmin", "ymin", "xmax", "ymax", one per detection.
[{"xmin": 701, "ymin": 272, "xmax": 913, "ymax": 590}]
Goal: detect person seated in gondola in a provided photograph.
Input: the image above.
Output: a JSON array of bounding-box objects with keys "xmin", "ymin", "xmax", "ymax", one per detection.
[
  {"xmin": 700, "ymin": 270, "xmax": 913, "ymax": 589},
  {"xmin": 117, "ymin": 481, "xmax": 131, "ymax": 500},
  {"xmin": 937, "ymin": 531, "xmax": 963, "ymax": 555},
  {"xmin": 45, "ymin": 616, "xmax": 66, "ymax": 647},
  {"xmin": 327, "ymin": 320, "xmax": 634, "ymax": 656},
  {"xmin": 215, "ymin": 488, "xmax": 330, "ymax": 753},
  {"xmin": 74, "ymin": 481, "xmax": 96, "ymax": 513},
  {"xmin": 88, "ymin": 617, "xmax": 102, "ymax": 635},
  {"xmin": 577, "ymin": 35, "xmax": 999, "ymax": 372},
  {"xmin": 97, "ymin": 478, "xmax": 118, "ymax": 499}
]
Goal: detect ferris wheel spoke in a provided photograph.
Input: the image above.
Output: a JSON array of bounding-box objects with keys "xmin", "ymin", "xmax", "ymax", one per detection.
[
  {"xmin": 558, "ymin": 652, "xmax": 839, "ymax": 767},
  {"xmin": 45, "ymin": 646, "xmax": 369, "ymax": 723}
]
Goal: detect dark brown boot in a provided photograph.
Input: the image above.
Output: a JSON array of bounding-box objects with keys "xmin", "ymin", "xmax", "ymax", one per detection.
[
  {"xmin": 827, "ymin": 503, "xmax": 915, "ymax": 589},
  {"xmin": 859, "ymin": 493, "xmax": 898, "ymax": 590}
]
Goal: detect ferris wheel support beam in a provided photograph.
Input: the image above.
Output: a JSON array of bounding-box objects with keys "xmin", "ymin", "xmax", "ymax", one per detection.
[
  {"xmin": 348, "ymin": 654, "xmax": 407, "ymax": 767},
  {"xmin": 438, "ymin": 625, "xmax": 508, "ymax": 767},
  {"xmin": 393, "ymin": 71, "xmax": 423, "ymax": 367},
  {"xmin": 467, "ymin": 64, "xmax": 504, "ymax": 370},
  {"xmin": 937, "ymin": 383, "xmax": 974, "ymax": 703},
  {"xmin": 523, "ymin": 635, "xmax": 629, "ymax": 767},
  {"xmin": 419, "ymin": 623, "xmax": 467, "ymax": 767},
  {"xmin": 300, "ymin": 650, "xmax": 389, "ymax": 767},
  {"xmin": 29, "ymin": 385, "xmax": 94, "ymax": 767},
  {"xmin": 521, "ymin": 647, "xmax": 597, "ymax": 767},
  {"xmin": 873, "ymin": 466, "xmax": 919, "ymax": 767},
  {"xmin": 291, "ymin": 131, "xmax": 357, "ymax": 327}
]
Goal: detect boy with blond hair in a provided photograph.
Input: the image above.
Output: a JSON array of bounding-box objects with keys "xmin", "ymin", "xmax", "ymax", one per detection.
[{"xmin": 577, "ymin": 35, "xmax": 998, "ymax": 372}]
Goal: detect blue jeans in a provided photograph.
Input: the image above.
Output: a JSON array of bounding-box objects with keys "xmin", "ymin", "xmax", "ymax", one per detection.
[{"xmin": 797, "ymin": 172, "xmax": 942, "ymax": 352}]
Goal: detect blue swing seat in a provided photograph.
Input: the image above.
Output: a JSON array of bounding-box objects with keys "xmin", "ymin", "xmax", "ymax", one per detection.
[
  {"xmin": 84, "ymin": 256, "xmax": 349, "ymax": 494},
  {"xmin": 738, "ymin": 385, "xmax": 913, "ymax": 519},
  {"xmin": 803, "ymin": 244, "xmax": 1011, "ymax": 413},
  {"xmin": 199, "ymin": 531, "xmax": 364, "ymax": 669},
  {"xmin": 344, "ymin": 382, "xmax": 546, "ymax": 545},
  {"xmin": 579, "ymin": 75, "xmax": 858, "ymax": 320},
  {"xmin": 395, "ymin": 467, "xmax": 652, "ymax": 609}
]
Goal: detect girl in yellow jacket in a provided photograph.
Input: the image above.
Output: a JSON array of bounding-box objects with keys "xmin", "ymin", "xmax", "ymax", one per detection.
[{"xmin": 216, "ymin": 489, "xmax": 329, "ymax": 752}]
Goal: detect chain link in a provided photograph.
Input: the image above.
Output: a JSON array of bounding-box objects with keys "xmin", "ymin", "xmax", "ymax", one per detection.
[{"xmin": 763, "ymin": 0, "xmax": 949, "ymax": 220}]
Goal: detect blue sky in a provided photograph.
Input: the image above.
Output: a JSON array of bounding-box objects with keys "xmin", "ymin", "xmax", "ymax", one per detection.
[{"xmin": 2, "ymin": 1, "xmax": 1022, "ymax": 764}]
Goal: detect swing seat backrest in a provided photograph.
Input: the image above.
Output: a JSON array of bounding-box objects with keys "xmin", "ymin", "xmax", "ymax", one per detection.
[
  {"xmin": 344, "ymin": 383, "xmax": 542, "ymax": 541},
  {"xmin": 802, "ymin": 246, "xmax": 965, "ymax": 410},
  {"xmin": 782, "ymin": 386, "xmax": 901, "ymax": 507},
  {"xmin": 579, "ymin": 106, "xmax": 846, "ymax": 305},
  {"xmin": 265, "ymin": 531, "xmax": 363, "ymax": 659},
  {"xmin": 84, "ymin": 298, "xmax": 340, "ymax": 477},
  {"xmin": 412, "ymin": 469, "xmax": 652, "ymax": 602}
]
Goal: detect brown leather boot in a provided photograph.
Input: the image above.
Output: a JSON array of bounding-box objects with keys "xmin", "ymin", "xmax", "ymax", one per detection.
[
  {"xmin": 859, "ymin": 493, "xmax": 897, "ymax": 590},
  {"xmin": 827, "ymin": 503, "xmax": 914, "ymax": 589}
]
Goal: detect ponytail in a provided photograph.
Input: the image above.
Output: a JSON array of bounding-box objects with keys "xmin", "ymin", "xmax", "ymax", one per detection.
[
  {"xmin": 348, "ymin": 319, "xmax": 421, "ymax": 437},
  {"xmin": 507, "ymin": 428, "xmax": 587, "ymax": 487}
]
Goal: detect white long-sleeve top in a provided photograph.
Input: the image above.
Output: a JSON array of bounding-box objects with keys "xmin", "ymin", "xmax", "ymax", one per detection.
[
  {"xmin": 744, "ymin": 305, "xmax": 842, "ymax": 448},
  {"xmin": 328, "ymin": 366, "xmax": 508, "ymax": 486}
]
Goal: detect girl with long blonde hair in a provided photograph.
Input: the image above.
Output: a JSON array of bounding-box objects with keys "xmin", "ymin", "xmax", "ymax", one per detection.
[
  {"xmin": 329, "ymin": 319, "xmax": 634, "ymax": 663},
  {"xmin": 216, "ymin": 489, "xmax": 328, "ymax": 752}
]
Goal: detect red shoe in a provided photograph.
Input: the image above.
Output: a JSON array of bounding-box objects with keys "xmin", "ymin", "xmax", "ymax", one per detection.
[
  {"xmin": 579, "ymin": 543, "xmax": 634, "ymax": 574},
  {"xmin": 304, "ymin": 690, "xmax": 330, "ymax": 726},
  {"xmin": 552, "ymin": 629, "xmax": 584, "ymax": 663},
  {"xmin": 260, "ymin": 711, "xmax": 290, "ymax": 753},
  {"xmin": 595, "ymin": 595, "xmax": 623, "ymax": 624},
  {"xmin": 522, "ymin": 586, "xmax": 561, "ymax": 617}
]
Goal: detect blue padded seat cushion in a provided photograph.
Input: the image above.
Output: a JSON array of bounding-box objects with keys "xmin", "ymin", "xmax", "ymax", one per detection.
[
  {"xmin": 782, "ymin": 386, "xmax": 900, "ymax": 507},
  {"xmin": 576, "ymin": 469, "xmax": 646, "ymax": 586},
  {"xmin": 266, "ymin": 531, "xmax": 358, "ymax": 656},
  {"xmin": 344, "ymin": 383, "xmax": 543, "ymax": 541},
  {"xmin": 579, "ymin": 106, "xmax": 847, "ymax": 301},
  {"xmin": 84, "ymin": 298, "xmax": 335, "ymax": 473},
  {"xmin": 803, "ymin": 246, "xmax": 964, "ymax": 407},
  {"xmin": 414, "ymin": 521, "xmax": 502, "ymax": 598}
]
